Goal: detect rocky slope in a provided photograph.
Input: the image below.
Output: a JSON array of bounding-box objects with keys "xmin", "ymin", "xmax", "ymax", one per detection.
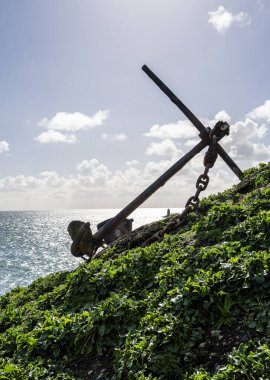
[{"xmin": 1, "ymin": 163, "xmax": 270, "ymax": 379}]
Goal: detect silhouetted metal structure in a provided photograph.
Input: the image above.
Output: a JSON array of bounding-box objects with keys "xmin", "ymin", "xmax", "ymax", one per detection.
[{"xmin": 68, "ymin": 65, "xmax": 243, "ymax": 258}]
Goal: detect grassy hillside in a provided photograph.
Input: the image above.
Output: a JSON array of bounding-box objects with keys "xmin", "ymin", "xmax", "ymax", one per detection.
[{"xmin": 1, "ymin": 162, "xmax": 270, "ymax": 379}]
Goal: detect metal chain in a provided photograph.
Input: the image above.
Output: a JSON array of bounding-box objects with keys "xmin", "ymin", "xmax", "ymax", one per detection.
[
  {"xmin": 141, "ymin": 128, "xmax": 219, "ymax": 247},
  {"xmin": 185, "ymin": 132, "xmax": 217, "ymax": 211},
  {"xmin": 184, "ymin": 163, "xmax": 211, "ymax": 210}
]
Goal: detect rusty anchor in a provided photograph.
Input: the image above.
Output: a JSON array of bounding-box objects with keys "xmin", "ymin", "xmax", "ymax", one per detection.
[{"xmin": 67, "ymin": 65, "xmax": 243, "ymax": 259}]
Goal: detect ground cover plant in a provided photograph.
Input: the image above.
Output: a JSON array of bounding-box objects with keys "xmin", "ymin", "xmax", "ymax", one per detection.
[{"xmin": 1, "ymin": 162, "xmax": 270, "ymax": 379}]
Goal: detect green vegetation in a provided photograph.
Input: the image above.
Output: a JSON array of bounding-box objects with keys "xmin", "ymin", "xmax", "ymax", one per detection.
[{"xmin": 1, "ymin": 162, "xmax": 270, "ymax": 379}]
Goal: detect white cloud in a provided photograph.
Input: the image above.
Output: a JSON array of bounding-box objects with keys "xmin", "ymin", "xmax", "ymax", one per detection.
[
  {"xmin": 39, "ymin": 171, "xmax": 66, "ymax": 187},
  {"xmin": 145, "ymin": 139, "xmax": 181, "ymax": 157},
  {"xmin": 144, "ymin": 159, "xmax": 172, "ymax": 177},
  {"xmin": 227, "ymin": 142, "xmax": 270, "ymax": 164},
  {"xmin": 114, "ymin": 133, "xmax": 127, "ymax": 141},
  {"xmin": 36, "ymin": 110, "xmax": 110, "ymax": 144},
  {"xmin": 229, "ymin": 118, "xmax": 267, "ymax": 142},
  {"xmin": 117, "ymin": 167, "xmax": 141, "ymax": 185},
  {"xmin": 0, "ymin": 175, "xmax": 43, "ymax": 191},
  {"xmin": 102, "ymin": 133, "xmax": 127, "ymax": 141},
  {"xmin": 0, "ymin": 140, "xmax": 9, "ymax": 153},
  {"xmin": 35, "ymin": 130, "xmax": 78, "ymax": 144},
  {"xmin": 208, "ymin": 6, "xmax": 251, "ymax": 34},
  {"xmin": 38, "ymin": 110, "xmax": 109, "ymax": 132},
  {"xmin": 184, "ymin": 139, "xmax": 200, "ymax": 147},
  {"xmin": 0, "ymin": 156, "xmax": 235, "ymax": 209},
  {"xmin": 2, "ymin": 101, "xmax": 270, "ymax": 210},
  {"xmin": 144, "ymin": 120, "xmax": 197, "ymax": 140},
  {"xmin": 220, "ymin": 113, "xmax": 269, "ymax": 163},
  {"xmin": 253, "ymin": 143, "xmax": 270, "ymax": 162},
  {"xmin": 76, "ymin": 159, "xmax": 111, "ymax": 183},
  {"xmin": 209, "ymin": 110, "xmax": 231, "ymax": 127},
  {"xmin": 126, "ymin": 160, "xmax": 139, "ymax": 166},
  {"xmin": 247, "ymin": 100, "xmax": 270, "ymax": 122}
]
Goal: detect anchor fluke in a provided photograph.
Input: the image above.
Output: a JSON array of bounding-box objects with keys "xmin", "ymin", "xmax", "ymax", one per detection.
[
  {"xmin": 67, "ymin": 218, "xmax": 134, "ymax": 258},
  {"xmin": 67, "ymin": 221, "xmax": 96, "ymax": 258}
]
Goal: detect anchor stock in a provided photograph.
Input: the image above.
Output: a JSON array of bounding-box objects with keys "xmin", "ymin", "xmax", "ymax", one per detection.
[{"xmin": 142, "ymin": 65, "xmax": 243, "ymax": 180}]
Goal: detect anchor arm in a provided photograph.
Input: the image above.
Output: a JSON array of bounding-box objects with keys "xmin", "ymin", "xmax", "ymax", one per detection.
[
  {"xmin": 215, "ymin": 144, "xmax": 243, "ymax": 179},
  {"xmin": 142, "ymin": 65, "xmax": 243, "ymax": 180}
]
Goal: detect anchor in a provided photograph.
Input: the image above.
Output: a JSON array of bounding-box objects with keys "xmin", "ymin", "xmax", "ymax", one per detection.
[{"xmin": 67, "ymin": 65, "xmax": 243, "ymax": 259}]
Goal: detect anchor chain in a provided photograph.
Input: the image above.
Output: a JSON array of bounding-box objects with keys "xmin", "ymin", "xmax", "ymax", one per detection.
[
  {"xmin": 184, "ymin": 121, "xmax": 229, "ymax": 212},
  {"xmin": 141, "ymin": 123, "xmax": 223, "ymax": 247},
  {"xmin": 185, "ymin": 138, "xmax": 217, "ymax": 210}
]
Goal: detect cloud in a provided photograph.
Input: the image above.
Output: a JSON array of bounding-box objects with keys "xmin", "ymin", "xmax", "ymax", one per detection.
[
  {"xmin": 144, "ymin": 159, "xmax": 172, "ymax": 177},
  {"xmin": 39, "ymin": 171, "xmax": 67, "ymax": 187},
  {"xmin": 0, "ymin": 175, "xmax": 43, "ymax": 191},
  {"xmin": 2, "ymin": 100, "xmax": 270, "ymax": 210},
  {"xmin": 38, "ymin": 110, "xmax": 110, "ymax": 132},
  {"xmin": 227, "ymin": 143, "xmax": 270, "ymax": 165},
  {"xmin": 0, "ymin": 140, "xmax": 9, "ymax": 153},
  {"xmin": 35, "ymin": 130, "xmax": 78, "ymax": 144},
  {"xmin": 143, "ymin": 103, "xmax": 270, "ymax": 183},
  {"xmin": 0, "ymin": 155, "xmax": 236, "ymax": 209},
  {"xmin": 113, "ymin": 134, "xmax": 127, "ymax": 141},
  {"xmin": 101, "ymin": 133, "xmax": 127, "ymax": 141},
  {"xmin": 208, "ymin": 6, "xmax": 251, "ymax": 34},
  {"xmin": 145, "ymin": 139, "xmax": 181, "ymax": 157},
  {"xmin": 76, "ymin": 159, "xmax": 111, "ymax": 183},
  {"xmin": 144, "ymin": 120, "xmax": 197, "ymax": 140},
  {"xmin": 209, "ymin": 110, "xmax": 231, "ymax": 126},
  {"xmin": 184, "ymin": 139, "xmax": 200, "ymax": 147},
  {"xmin": 247, "ymin": 100, "xmax": 270, "ymax": 122},
  {"xmin": 36, "ymin": 110, "xmax": 110, "ymax": 144},
  {"xmin": 221, "ymin": 114, "xmax": 269, "ymax": 164},
  {"xmin": 126, "ymin": 160, "xmax": 139, "ymax": 166},
  {"xmin": 229, "ymin": 118, "xmax": 267, "ymax": 142}
]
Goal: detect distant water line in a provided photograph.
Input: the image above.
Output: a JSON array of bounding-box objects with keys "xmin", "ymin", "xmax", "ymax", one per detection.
[{"xmin": 0, "ymin": 208, "xmax": 182, "ymax": 296}]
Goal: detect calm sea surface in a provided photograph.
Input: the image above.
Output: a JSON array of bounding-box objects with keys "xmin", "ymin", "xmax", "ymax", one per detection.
[{"xmin": 0, "ymin": 208, "xmax": 181, "ymax": 296}]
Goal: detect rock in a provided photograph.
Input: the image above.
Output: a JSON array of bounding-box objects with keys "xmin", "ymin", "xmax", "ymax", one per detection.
[{"xmin": 232, "ymin": 178, "xmax": 250, "ymax": 194}]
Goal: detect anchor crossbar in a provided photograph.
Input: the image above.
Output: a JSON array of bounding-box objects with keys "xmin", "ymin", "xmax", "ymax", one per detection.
[{"xmin": 142, "ymin": 65, "xmax": 243, "ymax": 180}]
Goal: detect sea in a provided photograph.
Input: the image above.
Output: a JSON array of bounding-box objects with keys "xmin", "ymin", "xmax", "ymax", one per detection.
[{"xmin": 0, "ymin": 208, "xmax": 182, "ymax": 296}]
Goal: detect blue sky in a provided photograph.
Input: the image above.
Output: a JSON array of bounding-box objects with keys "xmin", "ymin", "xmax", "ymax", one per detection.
[{"xmin": 0, "ymin": 0, "xmax": 269, "ymax": 210}]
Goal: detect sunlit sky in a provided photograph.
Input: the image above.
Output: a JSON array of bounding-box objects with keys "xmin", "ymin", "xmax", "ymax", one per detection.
[{"xmin": 0, "ymin": 0, "xmax": 269, "ymax": 210}]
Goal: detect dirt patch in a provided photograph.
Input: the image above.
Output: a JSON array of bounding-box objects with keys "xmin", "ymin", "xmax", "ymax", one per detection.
[
  {"xmin": 70, "ymin": 354, "xmax": 114, "ymax": 379},
  {"xmin": 189, "ymin": 326, "xmax": 263, "ymax": 374}
]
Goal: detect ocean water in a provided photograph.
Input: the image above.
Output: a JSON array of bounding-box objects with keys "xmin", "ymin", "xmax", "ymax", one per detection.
[{"xmin": 0, "ymin": 208, "xmax": 181, "ymax": 296}]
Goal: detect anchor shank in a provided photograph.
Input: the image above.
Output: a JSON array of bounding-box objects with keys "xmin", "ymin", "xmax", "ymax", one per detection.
[{"xmin": 94, "ymin": 138, "xmax": 208, "ymax": 243}]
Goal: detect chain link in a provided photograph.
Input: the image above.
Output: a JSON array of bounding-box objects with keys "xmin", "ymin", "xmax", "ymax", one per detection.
[{"xmin": 185, "ymin": 164, "xmax": 209, "ymax": 209}]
